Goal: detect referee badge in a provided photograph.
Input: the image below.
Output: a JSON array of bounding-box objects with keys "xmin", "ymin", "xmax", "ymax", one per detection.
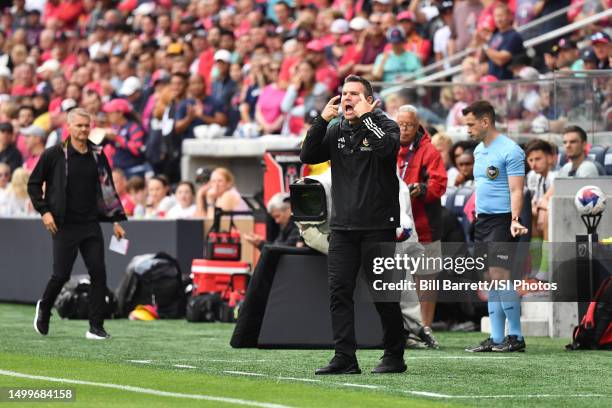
[{"xmin": 487, "ymin": 166, "xmax": 499, "ymax": 180}]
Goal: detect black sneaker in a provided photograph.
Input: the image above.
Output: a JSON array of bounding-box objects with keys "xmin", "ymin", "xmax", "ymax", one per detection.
[
  {"xmin": 418, "ymin": 326, "xmax": 440, "ymax": 349},
  {"xmin": 465, "ymin": 337, "xmax": 497, "ymax": 352},
  {"xmin": 371, "ymin": 354, "xmax": 407, "ymax": 374},
  {"xmin": 86, "ymin": 326, "xmax": 111, "ymax": 340},
  {"xmin": 315, "ymin": 355, "xmax": 361, "ymax": 375},
  {"xmin": 492, "ymin": 335, "xmax": 526, "ymax": 352},
  {"xmin": 34, "ymin": 300, "xmax": 50, "ymax": 336}
]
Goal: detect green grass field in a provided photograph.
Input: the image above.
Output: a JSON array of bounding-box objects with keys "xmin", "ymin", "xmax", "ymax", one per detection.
[{"xmin": 0, "ymin": 303, "xmax": 610, "ymax": 408}]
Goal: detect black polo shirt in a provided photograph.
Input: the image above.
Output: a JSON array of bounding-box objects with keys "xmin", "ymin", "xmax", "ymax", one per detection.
[{"xmin": 64, "ymin": 141, "xmax": 98, "ymax": 224}]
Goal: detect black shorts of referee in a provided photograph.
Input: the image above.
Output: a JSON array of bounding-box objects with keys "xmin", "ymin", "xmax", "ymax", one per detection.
[{"xmin": 474, "ymin": 213, "xmax": 518, "ymax": 273}]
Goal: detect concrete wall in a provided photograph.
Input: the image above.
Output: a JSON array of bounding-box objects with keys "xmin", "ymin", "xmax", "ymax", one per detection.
[
  {"xmin": 549, "ymin": 177, "xmax": 612, "ymax": 337},
  {"xmin": 0, "ymin": 219, "xmax": 204, "ymax": 303}
]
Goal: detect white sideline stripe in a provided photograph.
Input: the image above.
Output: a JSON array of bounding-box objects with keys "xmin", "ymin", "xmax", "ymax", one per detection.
[
  {"xmin": 405, "ymin": 391, "xmax": 605, "ymax": 399},
  {"xmin": 277, "ymin": 377, "xmax": 320, "ymax": 383},
  {"xmin": 127, "ymin": 360, "xmax": 153, "ymax": 364},
  {"xmin": 173, "ymin": 365, "xmax": 196, "ymax": 369},
  {"xmin": 224, "ymin": 371, "xmax": 266, "ymax": 377},
  {"xmin": 341, "ymin": 383, "xmax": 382, "ymax": 389},
  {"xmin": 224, "ymin": 371, "xmax": 381, "ymax": 390},
  {"xmin": 202, "ymin": 359, "xmax": 269, "ymax": 363},
  {"xmin": 0, "ymin": 369, "xmax": 293, "ymax": 408},
  {"xmin": 405, "ymin": 356, "xmax": 518, "ymax": 360},
  {"xmin": 407, "ymin": 391, "xmax": 450, "ymax": 398}
]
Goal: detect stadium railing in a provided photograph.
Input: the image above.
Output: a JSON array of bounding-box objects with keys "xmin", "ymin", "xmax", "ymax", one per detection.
[
  {"xmin": 374, "ymin": 70, "xmax": 612, "ymax": 147},
  {"xmin": 390, "ymin": 7, "xmax": 612, "ymax": 84}
]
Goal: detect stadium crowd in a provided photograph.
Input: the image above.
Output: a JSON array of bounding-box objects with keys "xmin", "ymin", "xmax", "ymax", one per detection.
[{"xmin": 0, "ymin": 0, "xmax": 610, "ymax": 220}]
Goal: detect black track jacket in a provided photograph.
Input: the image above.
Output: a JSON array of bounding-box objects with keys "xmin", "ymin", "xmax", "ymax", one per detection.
[{"xmin": 300, "ymin": 109, "xmax": 400, "ymax": 230}]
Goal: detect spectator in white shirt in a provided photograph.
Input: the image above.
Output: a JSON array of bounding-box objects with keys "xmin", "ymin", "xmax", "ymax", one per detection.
[{"xmin": 166, "ymin": 181, "xmax": 197, "ymax": 219}]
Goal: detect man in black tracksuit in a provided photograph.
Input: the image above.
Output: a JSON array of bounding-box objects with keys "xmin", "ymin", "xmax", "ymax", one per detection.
[
  {"xmin": 28, "ymin": 108, "xmax": 127, "ymax": 340},
  {"xmin": 300, "ymin": 76, "xmax": 406, "ymax": 374}
]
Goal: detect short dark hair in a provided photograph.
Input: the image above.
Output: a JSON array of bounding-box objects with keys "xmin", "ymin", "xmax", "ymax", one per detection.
[
  {"xmin": 525, "ymin": 139, "xmax": 553, "ymax": 157},
  {"xmin": 562, "ymin": 125, "xmax": 587, "ymax": 142},
  {"xmin": 462, "ymin": 100, "xmax": 496, "ymax": 124},
  {"xmin": 126, "ymin": 176, "xmax": 145, "ymax": 192},
  {"xmin": 171, "ymin": 71, "xmax": 189, "ymax": 81},
  {"xmin": 176, "ymin": 181, "xmax": 196, "ymax": 196},
  {"xmin": 344, "ymin": 75, "xmax": 373, "ymax": 98}
]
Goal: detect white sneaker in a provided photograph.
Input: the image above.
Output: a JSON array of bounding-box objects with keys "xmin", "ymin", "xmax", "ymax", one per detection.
[{"xmin": 85, "ymin": 326, "xmax": 111, "ymax": 340}]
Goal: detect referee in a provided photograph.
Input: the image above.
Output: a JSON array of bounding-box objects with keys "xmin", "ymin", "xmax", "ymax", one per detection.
[
  {"xmin": 28, "ymin": 108, "xmax": 127, "ymax": 340},
  {"xmin": 301, "ymin": 76, "xmax": 406, "ymax": 374},
  {"xmin": 461, "ymin": 101, "xmax": 528, "ymax": 353}
]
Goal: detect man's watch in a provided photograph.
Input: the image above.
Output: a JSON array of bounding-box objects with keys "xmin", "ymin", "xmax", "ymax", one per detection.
[{"xmin": 511, "ymin": 216, "xmax": 520, "ymax": 222}]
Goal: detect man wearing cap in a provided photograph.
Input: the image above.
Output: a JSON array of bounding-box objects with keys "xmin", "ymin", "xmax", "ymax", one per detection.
[
  {"xmin": 29, "ymin": 108, "xmax": 126, "ymax": 341},
  {"xmin": 373, "ymin": 27, "xmax": 422, "ymax": 82},
  {"xmin": 0, "ymin": 122, "xmax": 22, "ymax": 172},
  {"xmin": 211, "ymin": 49, "xmax": 237, "ymax": 129},
  {"xmin": 591, "ymin": 31, "xmax": 611, "ymax": 70},
  {"xmin": 579, "ymin": 48, "xmax": 599, "ymax": 71},
  {"xmin": 306, "ymin": 39, "xmax": 340, "ymax": 94},
  {"xmin": 433, "ymin": 1, "xmax": 454, "ymax": 68},
  {"xmin": 103, "ymin": 99, "xmax": 148, "ymax": 179},
  {"xmin": 337, "ymin": 18, "xmax": 371, "ymax": 78},
  {"xmin": 556, "ymin": 38, "xmax": 580, "ymax": 70},
  {"xmin": 119, "ymin": 76, "xmax": 145, "ymax": 113},
  {"xmin": 21, "ymin": 125, "xmax": 47, "ymax": 173},
  {"xmin": 396, "ymin": 10, "xmax": 431, "ymax": 64}
]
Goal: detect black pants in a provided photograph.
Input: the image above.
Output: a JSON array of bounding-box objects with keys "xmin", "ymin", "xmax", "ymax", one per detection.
[
  {"xmin": 40, "ymin": 222, "xmax": 107, "ymax": 328},
  {"xmin": 328, "ymin": 229, "xmax": 405, "ymax": 360}
]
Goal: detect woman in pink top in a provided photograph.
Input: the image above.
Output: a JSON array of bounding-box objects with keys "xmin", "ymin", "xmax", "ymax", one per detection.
[{"xmin": 255, "ymin": 61, "xmax": 286, "ymax": 135}]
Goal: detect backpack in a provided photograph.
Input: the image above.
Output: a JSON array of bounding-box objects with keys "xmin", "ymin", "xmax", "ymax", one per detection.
[
  {"xmin": 116, "ymin": 252, "xmax": 186, "ymax": 318},
  {"xmin": 55, "ymin": 275, "xmax": 117, "ymax": 319},
  {"xmin": 186, "ymin": 293, "xmax": 222, "ymax": 322},
  {"xmin": 566, "ymin": 276, "xmax": 612, "ymax": 350}
]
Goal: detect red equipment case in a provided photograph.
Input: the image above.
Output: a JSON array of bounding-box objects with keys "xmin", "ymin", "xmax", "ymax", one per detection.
[{"xmin": 190, "ymin": 259, "xmax": 251, "ymax": 298}]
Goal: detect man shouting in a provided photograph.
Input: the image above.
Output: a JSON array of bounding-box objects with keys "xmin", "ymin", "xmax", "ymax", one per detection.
[{"xmin": 300, "ymin": 76, "xmax": 406, "ymax": 374}]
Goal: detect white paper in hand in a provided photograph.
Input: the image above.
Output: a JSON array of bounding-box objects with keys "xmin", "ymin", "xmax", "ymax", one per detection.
[
  {"xmin": 109, "ymin": 236, "xmax": 129, "ymax": 255},
  {"xmin": 88, "ymin": 128, "xmax": 107, "ymax": 145}
]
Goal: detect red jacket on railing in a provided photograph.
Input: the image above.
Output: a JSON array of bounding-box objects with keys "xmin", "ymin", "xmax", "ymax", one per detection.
[{"xmin": 397, "ymin": 127, "xmax": 447, "ymax": 242}]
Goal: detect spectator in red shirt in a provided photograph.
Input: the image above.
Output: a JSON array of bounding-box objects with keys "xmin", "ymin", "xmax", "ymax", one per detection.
[
  {"xmin": 396, "ymin": 11, "xmax": 431, "ymax": 64},
  {"xmin": 337, "ymin": 17, "xmax": 370, "ymax": 79},
  {"xmin": 21, "ymin": 125, "xmax": 47, "ymax": 173},
  {"xmin": 112, "ymin": 168, "xmax": 135, "ymax": 216},
  {"xmin": 396, "ymin": 105, "xmax": 447, "ymax": 330},
  {"xmin": 305, "ymin": 40, "xmax": 340, "ymax": 94},
  {"xmin": 350, "ymin": 14, "xmax": 387, "ymax": 80},
  {"xmin": 11, "ymin": 64, "xmax": 36, "ymax": 97},
  {"xmin": 102, "ymin": 99, "xmax": 148, "ymax": 179}
]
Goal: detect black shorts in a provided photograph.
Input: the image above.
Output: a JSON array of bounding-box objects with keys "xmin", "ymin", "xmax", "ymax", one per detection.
[{"xmin": 474, "ymin": 213, "xmax": 517, "ymax": 271}]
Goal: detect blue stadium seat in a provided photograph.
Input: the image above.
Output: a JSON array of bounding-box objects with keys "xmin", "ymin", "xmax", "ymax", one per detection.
[
  {"xmin": 558, "ymin": 152, "xmax": 567, "ymax": 168},
  {"xmin": 442, "ymin": 186, "xmax": 457, "ymax": 211},
  {"xmin": 587, "ymin": 145, "xmax": 607, "ymax": 169},
  {"xmin": 452, "ymin": 186, "xmax": 475, "ymax": 244},
  {"xmin": 605, "ymin": 147, "xmax": 612, "ymax": 176}
]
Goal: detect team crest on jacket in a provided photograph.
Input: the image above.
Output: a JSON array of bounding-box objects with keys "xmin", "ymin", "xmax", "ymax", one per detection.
[
  {"xmin": 362, "ymin": 138, "xmax": 369, "ymax": 147},
  {"xmin": 487, "ymin": 165, "xmax": 499, "ymax": 180}
]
